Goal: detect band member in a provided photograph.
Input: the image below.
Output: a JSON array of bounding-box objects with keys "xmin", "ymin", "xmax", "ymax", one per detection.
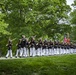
[
  {"xmin": 35, "ymin": 41, "xmax": 38, "ymax": 56},
  {"xmin": 70, "ymin": 43, "xmax": 73, "ymax": 53},
  {"xmin": 67, "ymin": 37, "xmax": 70, "ymax": 45},
  {"xmin": 29, "ymin": 37, "xmax": 36, "ymax": 57},
  {"xmin": 54, "ymin": 41, "xmax": 58, "ymax": 55},
  {"xmin": 42, "ymin": 40, "xmax": 48, "ymax": 56},
  {"xmin": 42, "ymin": 41, "xmax": 45, "ymax": 56},
  {"xmin": 26, "ymin": 38, "xmax": 30, "ymax": 57},
  {"xmin": 69, "ymin": 43, "xmax": 72, "ymax": 53},
  {"xmin": 61, "ymin": 42, "xmax": 64, "ymax": 54},
  {"xmin": 48, "ymin": 41, "xmax": 52, "ymax": 55},
  {"xmin": 66, "ymin": 43, "xmax": 70, "ymax": 54},
  {"xmin": 48, "ymin": 40, "xmax": 53, "ymax": 55},
  {"xmin": 20, "ymin": 35, "xmax": 27, "ymax": 57},
  {"xmin": 74, "ymin": 44, "xmax": 76, "ymax": 53},
  {"xmin": 72, "ymin": 44, "xmax": 76, "ymax": 53},
  {"xmin": 6, "ymin": 38, "xmax": 13, "ymax": 58},
  {"xmin": 57, "ymin": 41, "xmax": 61, "ymax": 54},
  {"xmin": 63, "ymin": 43, "xmax": 67, "ymax": 54},
  {"xmin": 63, "ymin": 34, "xmax": 67, "ymax": 44},
  {"xmin": 15, "ymin": 39, "xmax": 21, "ymax": 58},
  {"xmin": 67, "ymin": 33, "xmax": 70, "ymax": 45},
  {"xmin": 37, "ymin": 38, "xmax": 43, "ymax": 56},
  {"xmin": 56, "ymin": 41, "xmax": 60, "ymax": 55},
  {"xmin": 45, "ymin": 40, "xmax": 49, "ymax": 56}
]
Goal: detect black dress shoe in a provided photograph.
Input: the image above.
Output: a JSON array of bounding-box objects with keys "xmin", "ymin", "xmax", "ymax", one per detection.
[{"xmin": 5, "ymin": 57, "xmax": 8, "ymax": 58}]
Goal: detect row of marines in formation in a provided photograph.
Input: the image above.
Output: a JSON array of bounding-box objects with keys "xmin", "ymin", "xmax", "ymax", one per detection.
[{"xmin": 5, "ymin": 35, "xmax": 76, "ymax": 58}]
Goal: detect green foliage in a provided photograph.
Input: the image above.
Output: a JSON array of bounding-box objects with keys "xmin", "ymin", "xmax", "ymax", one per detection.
[
  {"xmin": 70, "ymin": 0, "xmax": 76, "ymax": 41},
  {"xmin": 70, "ymin": 10, "xmax": 76, "ymax": 25},
  {"xmin": 0, "ymin": 0, "xmax": 71, "ymax": 37},
  {"xmin": 0, "ymin": 54, "xmax": 76, "ymax": 75},
  {"xmin": 0, "ymin": 13, "xmax": 10, "ymax": 55},
  {"xmin": 0, "ymin": 13, "xmax": 10, "ymax": 35}
]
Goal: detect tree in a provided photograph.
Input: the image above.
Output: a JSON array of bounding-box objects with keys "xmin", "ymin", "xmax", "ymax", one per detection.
[
  {"xmin": 0, "ymin": 13, "xmax": 9, "ymax": 35},
  {"xmin": 0, "ymin": 12, "xmax": 11, "ymax": 55},
  {"xmin": 0, "ymin": 0, "xmax": 71, "ymax": 38},
  {"xmin": 70, "ymin": 0, "xmax": 76, "ymax": 42}
]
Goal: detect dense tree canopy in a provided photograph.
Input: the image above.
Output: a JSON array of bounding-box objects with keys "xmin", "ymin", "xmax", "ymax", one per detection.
[
  {"xmin": 0, "ymin": 0, "xmax": 71, "ymax": 38},
  {"xmin": 0, "ymin": 13, "xmax": 9, "ymax": 35},
  {"xmin": 70, "ymin": 0, "xmax": 76, "ymax": 41}
]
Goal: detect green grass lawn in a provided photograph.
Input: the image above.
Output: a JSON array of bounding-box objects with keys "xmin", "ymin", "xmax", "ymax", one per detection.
[{"xmin": 0, "ymin": 54, "xmax": 76, "ymax": 75}]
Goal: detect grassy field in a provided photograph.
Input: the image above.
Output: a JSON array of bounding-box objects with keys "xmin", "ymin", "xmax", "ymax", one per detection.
[{"xmin": 0, "ymin": 54, "xmax": 76, "ymax": 75}]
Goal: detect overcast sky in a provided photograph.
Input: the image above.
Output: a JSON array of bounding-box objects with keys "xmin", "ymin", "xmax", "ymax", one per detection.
[
  {"xmin": 67, "ymin": 0, "xmax": 74, "ymax": 10},
  {"xmin": 67, "ymin": 0, "xmax": 74, "ymax": 5}
]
